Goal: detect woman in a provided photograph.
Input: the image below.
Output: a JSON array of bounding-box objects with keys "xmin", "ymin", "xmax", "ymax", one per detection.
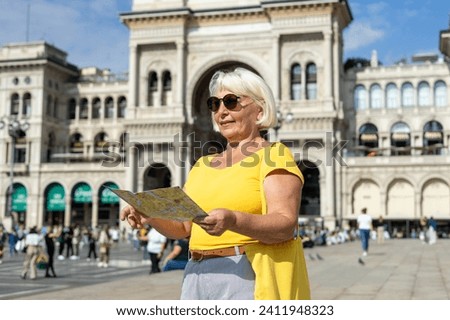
[
  {"xmin": 86, "ymin": 229, "xmax": 98, "ymax": 261},
  {"xmin": 21, "ymin": 226, "xmax": 42, "ymax": 280},
  {"xmin": 44, "ymin": 225, "xmax": 57, "ymax": 277},
  {"xmin": 97, "ymin": 225, "xmax": 111, "ymax": 268},
  {"xmin": 120, "ymin": 67, "xmax": 310, "ymax": 300}
]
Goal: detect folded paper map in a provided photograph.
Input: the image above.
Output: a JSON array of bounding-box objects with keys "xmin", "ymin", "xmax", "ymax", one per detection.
[{"xmin": 109, "ymin": 186, "xmax": 207, "ymax": 222}]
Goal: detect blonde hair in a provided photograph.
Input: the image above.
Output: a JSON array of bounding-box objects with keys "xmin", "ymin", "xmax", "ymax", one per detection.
[{"xmin": 208, "ymin": 67, "xmax": 277, "ymax": 130}]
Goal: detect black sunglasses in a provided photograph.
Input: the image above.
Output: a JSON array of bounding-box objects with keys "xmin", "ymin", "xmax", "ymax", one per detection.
[{"xmin": 207, "ymin": 94, "xmax": 241, "ymax": 112}]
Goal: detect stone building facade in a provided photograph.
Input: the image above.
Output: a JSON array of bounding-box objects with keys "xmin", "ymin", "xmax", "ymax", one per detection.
[{"xmin": 1, "ymin": 0, "xmax": 449, "ymax": 237}]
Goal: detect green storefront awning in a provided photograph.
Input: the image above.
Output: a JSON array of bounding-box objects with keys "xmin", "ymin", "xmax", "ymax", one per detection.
[
  {"xmin": 12, "ymin": 184, "xmax": 27, "ymax": 212},
  {"xmin": 46, "ymin": 184, "xmax": 65, "ymax": 211},
  {"xmin": 100, "ymin": 182, "xmax": 119, "ymax": 204},
  {"xmin": 73, "ymin": 183, "xmax": 92, "ymax": 204}
]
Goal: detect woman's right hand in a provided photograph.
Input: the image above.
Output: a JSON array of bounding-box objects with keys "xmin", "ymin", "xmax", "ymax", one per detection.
[{"xmin": 120, "ymin": 205, "xmax": 153, "ymax": 229}]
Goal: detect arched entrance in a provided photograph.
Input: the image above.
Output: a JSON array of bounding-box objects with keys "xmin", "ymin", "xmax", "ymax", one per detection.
[
  {"xmin": 143, "ymin": 163, "xmax": 171, "ymax": 190},
  {"xmin": 44, "ymin": 183, "xmax": 65, "ymax": 226},
  {"xmin": 298, "ymin": 161, "xmax": 321, "ymax": 217},
  {"xmin": 8, "ymin": 183, "xmax": 28, "ymax": 226},
  {"xmin": 98, "ymin": 182, "xmax": 120, "ymax": 226},
  {"xmin": 71, "ymin": 182, "xmax": 92, "ymax": 226}
]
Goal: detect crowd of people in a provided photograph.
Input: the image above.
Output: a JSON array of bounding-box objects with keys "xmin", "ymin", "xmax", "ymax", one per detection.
[{"xmin": 0, "ymin": 222, "xmax": 189, "ymax": 280}]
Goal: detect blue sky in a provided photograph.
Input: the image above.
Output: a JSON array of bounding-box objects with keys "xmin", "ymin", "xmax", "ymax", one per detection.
[
  {"xmin": 345, "ymin": 0, "xmax": 449, "ymax": 65},
  {"xmin": 0, "ymin": 0, "xmax": 449, "ymax": 73}
]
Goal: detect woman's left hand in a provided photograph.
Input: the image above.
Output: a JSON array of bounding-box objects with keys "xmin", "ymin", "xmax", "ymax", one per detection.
[{"xmin": 197, "ymin": 209, "xmax": 236, "ymax": 236}]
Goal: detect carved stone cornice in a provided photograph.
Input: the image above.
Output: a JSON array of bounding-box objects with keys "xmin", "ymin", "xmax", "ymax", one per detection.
[
  {"xmin": 124, "ymin": 121, "xmax": 184, "ymax": 142},
  {"xmin": 285, "ymin": 116, "xmax": 336, "ymax": 132}
]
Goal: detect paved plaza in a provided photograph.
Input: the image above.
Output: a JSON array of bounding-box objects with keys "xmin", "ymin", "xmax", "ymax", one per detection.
[{"xmin": 2, "ymin": 238, "xmax": 449, "ymax": 300}]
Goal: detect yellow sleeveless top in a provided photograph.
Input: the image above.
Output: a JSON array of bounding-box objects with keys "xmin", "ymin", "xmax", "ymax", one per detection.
[{"xmin": 184, "ymin": 142, "xmax": 303, "ymax": 250}]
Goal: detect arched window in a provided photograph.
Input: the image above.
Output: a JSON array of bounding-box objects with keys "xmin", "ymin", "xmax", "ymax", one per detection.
[
  {"xmin": 13, "ymin": 129, "xmax": 27, "ymax": 163},
  {"xmin": 22, "ymin": 92, "xmax": 32, "ymax": 116},
  {"xmin": 118, "ymin": 96, "xmax": 126, "ymax": 118},
  {"xmin": 92, "ymin": 97, "xmax": 101, "ymax": 119},
  {"xmin": 418, "ymin": 81, "xmax": 430, "ymax": 107},
  {"xmin": 290, "ymin": 63, "xmax": 302, "ymax": 100},
  {"xmin": 68, "ymin": 98, "xmax": 77, "ymax": 120},
  {"xmin": 148, "ymin": 71, "xmax": 158, "ymax": 106},
  {"xmin": 386, "ymin": 83, "xmax": 398, "ymax": 109},
  {"xmin": 162, "ymin": 70, "xmax": 172, "ymax": 106},
  {"xmin": 391, "ymin": 121, "xmax": 411, "ymax": 155},
  {"xmin": 423, "ymin": 120, "xmax": 443, "ymax": 154},
  {"xmin": 434, "ymin": 80, "xmax": 447, "ymax": 107},
  {"xmin": 162, "ymin": 70, "xmax": 171, "ymax": 91},
  {"xmin": 370, "ymin": 84, "xmax": 382, "ymax": 109},
  {"xmin": 354, "ymin": 85, "xmax": 367, "ymax": 110},
  {"xmin": 104, "ymin": 97, "xmax": 114, "ymax": 119},
  {"xmin": 94, "ymin": 132, "xmax": 109, "ymax": 153},
  {"xmin": 359, "ymin": 123, "xmax": 379, "ymax": 152},
  {"xmin": 11, "ymin": 93, "xmax": 20, "ymax": 115},
  {"xmin": 70, "ymin": 133, "xmax": 83, "ymax": 153},
  {"xmin": 80, "ymin": 98, "xmax": 89, "ymax": 119},
  {"xmin": 401, "ymin": 82, "xmax": 414, "ymax": 107},
  {"xmin": 306, "ymin": 63, "xmax": 317, "ymax": 100}
]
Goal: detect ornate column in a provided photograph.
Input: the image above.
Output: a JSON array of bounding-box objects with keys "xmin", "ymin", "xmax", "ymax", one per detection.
[
  {"xmin": 176, "ymin": 40, "xmax": 186, "ymax": 105},
  {"xmin": 91, "ymin": 195, "xmax": 99, "ymax": 228},
  {"xmin": 272, "ymin": 34, "xmax": 281, "ymax": 101},
  {"xmin": 323, "ymin": 31, "xmax": 333, "ymax": 100},
  {"xmin": 64, "ymin": 196, "xmax": 72, "ymax": 227},
  {"xmin": 126, "ymin": 143, "xmax": 138, "ymax": 192},
  {"xmin": 128, "ymin": 44, "xmax": 138, "ymax": 116}
]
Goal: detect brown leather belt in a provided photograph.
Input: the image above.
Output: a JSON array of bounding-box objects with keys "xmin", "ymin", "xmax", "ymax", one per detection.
[{"xmin": 190, "ymin": 246, "xmax": 246, "ymax": 261}]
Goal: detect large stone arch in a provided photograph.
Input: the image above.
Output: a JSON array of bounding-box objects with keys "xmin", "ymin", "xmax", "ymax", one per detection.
[
  {"xmin": 70, "ymin": 181, "xmax": 94, "ymax": 226},
  {"xmin": 186, "ymin": 53, "xmax": 273, "ymax": 123},
  {"xmin": 143, "ymin": 163, "xmax": 172, "ymax": 190},
  {"xmin": 43, "ymin": 182, "xmax": 66, "ymax": 227},
  {"xmin": 351, "ymin": 179, "xmax": 381, "ymax": 219},
  {"xmin": 386, "ymin": 178, "xmax": 415, "ymax": 219},
  {"xmin": 421, "ymin": 178, "xmax": 450, "ymax": 219}
]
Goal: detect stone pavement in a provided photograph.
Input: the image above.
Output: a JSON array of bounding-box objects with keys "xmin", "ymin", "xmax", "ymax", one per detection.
[{"xmin": 15, "ymin": 239, "xmax": 450, "ymax": 300}]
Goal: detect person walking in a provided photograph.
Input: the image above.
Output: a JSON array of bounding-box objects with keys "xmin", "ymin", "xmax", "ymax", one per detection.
[
  {"xmin": 8, "ymin": 229, "xmax": 18, "ymax": 257},
  {"xmin": 64, "ymin": 225, "xmax": 74, "ymax": 259},
  {"xmin": 86, "ymin": 229, "xmax": 98, "ymax": 261},
  {"xmin": 97, "ymin": 225, "xmax": 111, "ymax": 268},
  {"xmin": 427, "ymin": 216, "xmax": 437, "ymax": 245},
  {"xmin": 357, "ymin": 208, "xmax": 373, "ymax": 258},
  {"xmin": 145, "ymin": 227, "xmax": 167, "ymax": 274},
  {"xmin": 44, "ymin": 226, "xmax": 57, "ymax": 278},
  {"xmin": 71, "ymin": 224, "xmax": 82, "ymax": 259},
  {"xmin": 21, "ymin": 227, "xmax": 42, "ymax": 280}
]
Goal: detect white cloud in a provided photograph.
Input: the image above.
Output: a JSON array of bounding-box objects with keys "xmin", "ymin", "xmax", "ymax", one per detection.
[{"xmin": 344, "ymin": 21, "xmax": 385, "ymax": 51}]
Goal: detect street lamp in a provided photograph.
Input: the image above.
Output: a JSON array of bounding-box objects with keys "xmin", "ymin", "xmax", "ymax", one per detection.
[
  {"xmin": 273, "ymin": 110, "xmax": 293, "ymax": 141},
  {"xmin": 0, "ymin": 117, "xmax": 30, "ymax": 227}
]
